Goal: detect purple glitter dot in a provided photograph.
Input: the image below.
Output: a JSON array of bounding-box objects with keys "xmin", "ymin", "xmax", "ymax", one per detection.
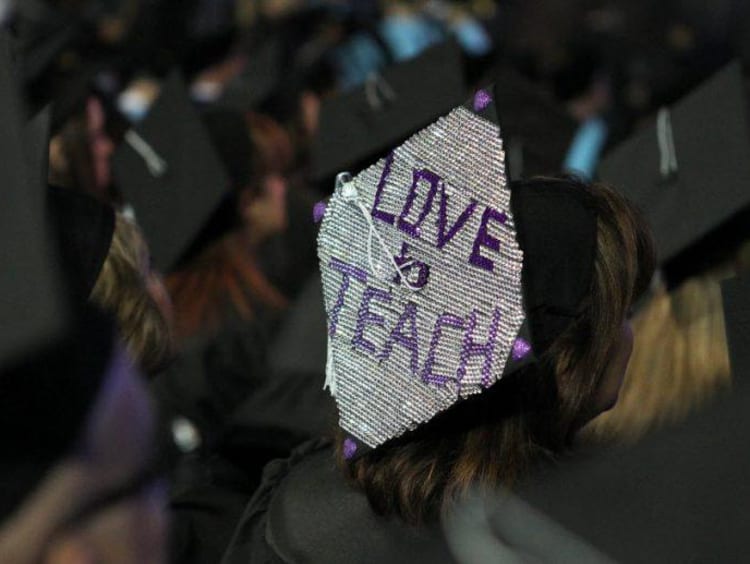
[
  {"xmin": 343, "ymin": 437, "xmax": 358, "ymax": 460},
  {"xmin": 473, "ymin": 89, "xmax": 492, "ymax": 112},
  {"xmin": 313, "ymin": 201, "xmax": 327, "ymax": 224},
  {"xmin": 512, "ymin": 338, "xmax": 532, "ymax": 361}
]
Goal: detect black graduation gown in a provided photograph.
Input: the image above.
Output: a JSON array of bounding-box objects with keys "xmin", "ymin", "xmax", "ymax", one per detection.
[
  {"xmin": 221, "ymin": 440, "xmax": 458, "ymax": 564},
  {"xmin": 151, "ymin": 314, "xmax": 335, "ymax": 564}
]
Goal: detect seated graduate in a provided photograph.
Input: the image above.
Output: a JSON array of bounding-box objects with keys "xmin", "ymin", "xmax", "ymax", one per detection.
[
  {"xmin": 584, "ymin": 62, "xmax": 750, "ymax": 443},
  {"xmin": 47, "ymin": 185, "xmax": 174, "ymax": 377},
  {"xmin": 0, "ymin": 61, "xmax": 167, "ymax": 561},
  {"xmin": 222, "ymin": 86, "xmax": 654, "ymax": 563}
]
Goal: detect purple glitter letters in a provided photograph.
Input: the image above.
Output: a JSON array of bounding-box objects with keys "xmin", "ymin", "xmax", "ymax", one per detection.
[
  {"xmin": 353, "ymin": 286, "xmax": 392, "ymax": 355},
  {"xmin": 393, "ymin": 242, "xmax": 431, "ymax": 289},
  {"xmin": 397, "ymin": 168, "xmax": 440, "ymax": 238},
  {"xmin": 437, "ymin": 189, "xmax": 478, "ymax": 249},
  {"xmin": 457, "ymin": 308, "xmax": 502, "ymax": 388},
  {"xmin": 328, "ymin": 258, "xmax": 368, "ymax": 336},
  {"xmin": 469, "ymin": 207, "xmax": 508, "ymax": 272},
  {"xmin": 381, "ymin": 302, "xmax": 420, "ymax": 375},
  {"xmin": 421, "ymin": 313, "xmax": 465, "ymax": 386},
  {"xmin": 371, "ymin": 152, "xmax": 396, "ymax": 225}
]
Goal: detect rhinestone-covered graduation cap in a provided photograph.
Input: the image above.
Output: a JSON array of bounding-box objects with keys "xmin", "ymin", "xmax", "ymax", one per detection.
[
  {"xmin": 317, "ymin": 87, "xmax": 532, "ymax": 451},
  {"xmin": 599, "ymin": 61, "xmax": 750, "ymax": 285}
]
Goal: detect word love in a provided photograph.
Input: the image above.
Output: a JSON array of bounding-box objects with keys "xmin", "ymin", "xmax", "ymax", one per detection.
[
  {"xmin": 372, "ymin": 152, "xmax": 508, "ymax": 273},
  {"xmin": 328, "ymin": 257, "xmax": 503, "ymax": 389}
]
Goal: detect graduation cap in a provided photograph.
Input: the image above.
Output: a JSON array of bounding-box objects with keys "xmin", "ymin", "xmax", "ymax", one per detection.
[
  {"xmin": 599, "ymin": 61, "xmax": 750, "ymax": 286},
  {"xmin": 24, "ymin": 105, "xmax": 51, "ymax": 199},
  {"xmin": 112, "ymin": 71, "xmax": 231, "ymax": 271},
  {"xmin": 490, "ymin": 66, "xmax": 578, "ymax": 180},
  {"xmin": 452, "ymin": 377, "xmax": 750, "ymax": 564},
  {"xmin": 14, "ymin": 1, "xmax": 78, "ymax": 85},
  {"xmin": 0, "ymin": 32, "xmax": 66, "ymax": 367},
  {"xmin": 214, "ymin": 37, "xmax": 284, "ymax": 111},
  {"xmin": 311, "ymin": 40, "xmax": 466, "ymax": 185},
  {"xmin": 0, "ymin": 31, "xmax": 114, "ymax": 518},
  {"xmin": 722, "ymin": 274, "xmax": 750, "ymax": 379}
]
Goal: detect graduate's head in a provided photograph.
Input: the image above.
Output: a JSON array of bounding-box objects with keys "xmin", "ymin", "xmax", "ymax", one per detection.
[
  {"xmin": 201, "ymin": 108, "xmax": 293, "ymax": 248},
  {"xmin": 49, "ymin": 95, "xmax": 117, "ymax": 203},
  {"xmin": 47, "ymin": 186, "xmax": 174, "ymax": 376},
  {"xmin": 316, "ymin": 91, "xmax": 654, "ymax": 522}
]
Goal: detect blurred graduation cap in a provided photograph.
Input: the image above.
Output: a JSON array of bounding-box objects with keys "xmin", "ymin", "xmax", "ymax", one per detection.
[
  {"xmin": 0, "ymin": 32, "xmax": 66, "ymax": 367},
  {"xmin": 215, "ymin": 37, "xmax": 284, "ymax": 111},
  {"xmin": 311, "ymin": 40, "xmax": 466, "ymax": 185},
  {"xmin": 491, "ymin": 66, "xmax": 578, "ymax": 180},
  {"xmin": 453, "ymin": 377, "xmax": 750, "ymax": 564},
  {"xmin": 112, "ymin": 71, "xmax": 231, "ymax": 271},
  {"xmin": 722, "ymin": 274, "xmax": 750, "ymax": 378},
  {"xmin": 0, "ymin": 30, "xmax": 114, "ymax": 518},
  {"xmin": 14, "ymin": 1, "xmax": 78, "ymax": 85},
  {"xmin": 599, "ymin": 61, "xmax": 750, "ymax": 287}
]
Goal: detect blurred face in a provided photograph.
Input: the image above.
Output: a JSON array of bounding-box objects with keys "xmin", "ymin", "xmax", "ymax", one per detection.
[
  {"xmin": 86, "ymin": 97, "xmax": 115, "ymax": 194},
  {"xmin": 594, "ymin": 321, "xmax": 634, "ymax": 413},
  {"xmin": 0, "ymin": 345, "xmax": 168, "ymax": 564},
  {"xmin": 242, "ymin": 173, "xmax": 289, "ymax": 247}
]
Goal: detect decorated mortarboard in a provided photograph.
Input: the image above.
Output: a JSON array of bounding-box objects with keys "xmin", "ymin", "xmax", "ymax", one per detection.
[
  {"xmin": 316, "ymin": 85, "xmax": 598, "ymax": 456},
  {"xmin": 490, "ymin": 66, "xmax": 578, "ymax": 180},
  {"xmin": 599, "ymin": 61, "xmax": 750, "ymax": 285},
  {"xmin": 722, "ymin": 274, "xmax": 750, "ymax": 379},
  {"xmin": 311, "ymin": 41, "xmax": 466, "ymax": 184},
  {"xmin": 112, "ymin": 71, "xmax": 231, "ymax": 271}
]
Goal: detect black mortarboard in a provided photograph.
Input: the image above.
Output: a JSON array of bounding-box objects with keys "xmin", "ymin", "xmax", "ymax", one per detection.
[
  {"xmin": 722, "ymin": 274, "xmax": 750, "ymax": 379},
  {"xmin": 470, "ymin": 379, "xmax": 750, "ymax": 564},
  {"xmin": 112, "ymin": 71, "xmax": 231, "ymax": 271},
  {"xmin": 491, "ymin": 66, "xmax": 578, "ymax": 180},
  {"xmin": 599, "ymin": 61, "xmax": 750, "ymax": 286},
  {"xmin": 0, "ymin": 31, "xmax": 65, "ymax": 367},
  {"xmin": 0, "ymin": 31, "xmax": 113, "ymax": 518},
  {"xmin": 24, "ymin": 105, "xmax": 51, "ymax": 197},
  {"xmin": 310, "ymin": 41, "xmax": 466, "ymax": 184}
]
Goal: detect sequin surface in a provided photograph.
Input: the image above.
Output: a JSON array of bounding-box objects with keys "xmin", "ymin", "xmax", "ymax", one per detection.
[{"xmin": 318, "ymin": 106, "xmax": 525, "ymax": 448}]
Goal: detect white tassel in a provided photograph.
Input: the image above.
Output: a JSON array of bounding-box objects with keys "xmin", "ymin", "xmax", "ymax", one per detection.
[
  {"xmin": 125, "ymin": 130, "xmax": 168, "ymax": 177},
  {"xmin": 324, "ymin": 334, "xmax": 338, "ymax": 397}
]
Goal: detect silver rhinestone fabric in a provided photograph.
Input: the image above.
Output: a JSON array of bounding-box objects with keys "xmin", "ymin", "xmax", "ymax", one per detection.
[{"xmin": 317, "ymin": 106, "xmax": 525, "ymax": 448}]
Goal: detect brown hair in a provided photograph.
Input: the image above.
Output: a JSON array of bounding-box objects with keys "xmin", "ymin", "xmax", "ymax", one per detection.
[
  {"xmin": 166, "ymin": 233, "xmax": 289, "ymax": 344},
  {"xmin": 90, "ymin": 215, "xmax": 173, "ymax": 374},
  {"xmin": 245, "ymin": 112, "xmax": 294, "ymax": 178},
  {"xmin": 336, "ymin": 178, "xmax": 655, "ymax": 524}
]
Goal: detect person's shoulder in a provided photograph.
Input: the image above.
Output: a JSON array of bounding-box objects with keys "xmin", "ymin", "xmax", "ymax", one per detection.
[{"xmin": 222, "ymin": 438, "xmax": 455, "ymax": 564}]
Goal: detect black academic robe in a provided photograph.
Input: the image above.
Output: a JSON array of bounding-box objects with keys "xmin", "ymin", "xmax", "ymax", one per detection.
[
  {"xmin": 151, "ymin": 315, "xmax": 335, "ymax": 564},
  {"xmin": 221, "ymin": 440, "xmax": 458, "ymax": 564}
]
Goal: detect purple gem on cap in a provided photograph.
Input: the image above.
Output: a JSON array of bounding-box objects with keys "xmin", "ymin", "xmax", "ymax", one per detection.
[
  {"xmin": 343, "ymin": 437, "xmax": 358, "ymax": 460},
  {"xmin": 313, "ymin": 201, "xmax": 327, "ymax": 224},
  {"xmin": 512, "ymin": 338, "xmax": 532, "ymax": 361},
  {"xmin": 473, "ymin": 89, "xmax": 492, "ymax": 112}
]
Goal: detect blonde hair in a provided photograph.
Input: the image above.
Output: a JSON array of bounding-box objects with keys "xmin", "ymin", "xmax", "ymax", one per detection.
[
  {"xmin": 91, "ymin": 215, "xmax": 173, "ymax": 374},
  {"xmin": 584, "ymin": 273, "xmax": 731, "ymax": 443}
]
